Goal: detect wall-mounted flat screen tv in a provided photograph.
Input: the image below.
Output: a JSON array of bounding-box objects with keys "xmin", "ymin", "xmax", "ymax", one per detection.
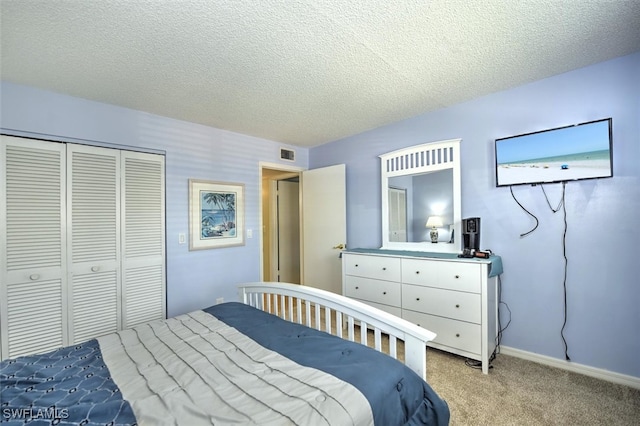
[{"xmin": 495, "ymin": 118, "xmax": 613, "ymax": 187}]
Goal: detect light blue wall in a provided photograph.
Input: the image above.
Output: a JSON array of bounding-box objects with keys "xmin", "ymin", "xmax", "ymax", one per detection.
[
  {"xmin": 0, "ymin": 81, "xmax": 309, "ymax": 318},
  {"xmin": 310, "ymin": 52, "xmax": 640, "ymax": 378}
]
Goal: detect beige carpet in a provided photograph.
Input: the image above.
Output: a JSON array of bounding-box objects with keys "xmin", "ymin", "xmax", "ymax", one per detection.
[
  {"xmin": 351, "ymin": 313, "xmax": 639, "ymax": 425},
  {"xmin": 272, "ymin": 301, "xmax": 639, "ymax": 425},
  {"xmin": 424, "ymin": 348, "xmax": 640, "ymax": 426}
]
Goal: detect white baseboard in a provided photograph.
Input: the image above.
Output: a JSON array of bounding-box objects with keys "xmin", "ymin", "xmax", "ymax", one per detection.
[{"xmin": 500, "ymin": 346, "xmax": 640, "ymax": 390}]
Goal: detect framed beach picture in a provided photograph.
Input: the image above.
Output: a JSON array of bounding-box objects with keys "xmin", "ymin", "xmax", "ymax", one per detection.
[{"xmin": 189, "ymin": 179, "xmax": 245, "ymax": 250}]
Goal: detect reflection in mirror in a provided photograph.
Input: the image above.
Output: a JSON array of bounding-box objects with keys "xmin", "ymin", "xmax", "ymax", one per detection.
[
  {"xmin": 388, "ymin": 169, "xmax": 453, "ymax": 243},
  {"xmin": 380, "ymin": 139, "xmax": 461, "ymax": 253}
]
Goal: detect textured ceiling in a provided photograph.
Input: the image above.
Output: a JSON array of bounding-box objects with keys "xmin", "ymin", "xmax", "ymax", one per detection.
[{"xmin": 1, "ymin": 1, "xmax": 639, "ymax": 147}]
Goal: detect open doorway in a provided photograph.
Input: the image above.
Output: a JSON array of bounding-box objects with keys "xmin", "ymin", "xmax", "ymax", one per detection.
[
  {"xmin": 260, "ymin": 162, "xmax": 346, "ymax": 293},
  {"xmin": 261, "ymin": 165, "xmax": 302, "ymax": 283}
]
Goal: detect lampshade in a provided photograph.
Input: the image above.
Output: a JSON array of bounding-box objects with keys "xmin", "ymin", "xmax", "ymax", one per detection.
[{"xmin": 426, "ymin": 216, "xmax": 443, "ymax": 228}]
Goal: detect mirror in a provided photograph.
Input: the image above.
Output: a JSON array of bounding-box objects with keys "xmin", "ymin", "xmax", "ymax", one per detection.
[
  {"xmin": 380, "ymin": 139, "xmax": 461, "ymax": 253},
  {"xmin": 388, "ymin": 169, "xmax": 454, "ymax": 243}
]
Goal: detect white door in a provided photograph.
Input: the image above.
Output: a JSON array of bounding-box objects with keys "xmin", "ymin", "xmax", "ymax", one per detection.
[
  {"xmin": 67, "ymin": 144, "xmax": 121, "ymax": 344},
  {"xmin": 301, "ymin": 164, "xmax": 346, "ymax": 294},
  {"xmin": 121, "ymin": 151, "xmax": 166, "ymax": 328},
  {"xmin": 1, "ymin": 136, "xmax": 67, "ymax": 360},
  {"xmin": 277, "ymin": 179, "xmax": 300, "ymax": 283}
]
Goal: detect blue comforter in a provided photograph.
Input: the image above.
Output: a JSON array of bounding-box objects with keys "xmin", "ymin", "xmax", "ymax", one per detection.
[
  {"xmin": 1, "ymin": 339, "xmax": 136, "ymax": 425},
  {"xmin": 1, "ymin": 302, "xmax": 449, "ymax": 425},
  {"xmin": 205, "ymin": 303, "xmax": 449, "ymax": 425}
]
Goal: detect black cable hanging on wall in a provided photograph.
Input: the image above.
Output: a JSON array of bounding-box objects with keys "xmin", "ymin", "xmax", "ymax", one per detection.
[
  {"xmin": 509, "ymin": 186, "xmax": 539, "ymax": 237},
  {"xmin": 560, "ymin": 183, "xmax": 571, "ymax": 361},
  {"xmin": 541, "ymin": 182, "xmax": 570, "ymax": 361},
  {"xmin": 511, "ymin": 182, "xmax": 571, "ymax": 361}
]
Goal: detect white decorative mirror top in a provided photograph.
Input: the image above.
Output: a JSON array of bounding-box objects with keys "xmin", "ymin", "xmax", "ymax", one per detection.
[{"xmin": 380, "ymin": 139, "xmax": 461, "ymax": 253}]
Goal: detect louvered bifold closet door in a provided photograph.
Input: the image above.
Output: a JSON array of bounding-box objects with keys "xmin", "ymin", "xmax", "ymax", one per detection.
[
  {"xmin": 67, "ymin": 145, "xmax": 120, "ymax": 344},
  {"xmin": 121, "ymin": 151, "xmax": 165, "ymax": 328},
  {"xmin": 1, "ymin": 136, "xmax": 67, "ymax": 360}
]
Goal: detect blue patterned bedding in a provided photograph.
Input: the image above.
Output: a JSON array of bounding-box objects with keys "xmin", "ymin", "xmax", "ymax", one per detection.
[
  {"xmin": 1, "ymin": 340, "xmax": 136, "ymax": 425},
  {"xmin": 1, "ymin": 302, "xmax": 449, "ymax": 425}
]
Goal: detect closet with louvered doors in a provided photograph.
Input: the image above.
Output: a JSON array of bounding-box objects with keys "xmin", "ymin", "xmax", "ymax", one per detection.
[{"xmin": 0, "ymin": 135, "xmax": 166, "ymax": 360}]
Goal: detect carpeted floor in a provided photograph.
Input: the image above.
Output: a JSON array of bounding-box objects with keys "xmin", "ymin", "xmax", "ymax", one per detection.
[
  {"xmin": 279, "ymin": 301, "xmax": 639, "ymax": 425},
  {"xmin": 424, "ymin": 348, "xmax": 640, "ymax": 426}
]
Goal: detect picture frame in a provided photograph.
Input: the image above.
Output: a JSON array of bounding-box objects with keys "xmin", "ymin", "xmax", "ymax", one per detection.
[{"xmin": 188, "ymin": 179, "xmax": 245, "ymax": 250}]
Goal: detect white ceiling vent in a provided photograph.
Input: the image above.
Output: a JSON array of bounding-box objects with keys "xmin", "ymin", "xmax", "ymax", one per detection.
[{"xmin": 280, "ymin": 148, "xmax": 295, "ymax": 162}]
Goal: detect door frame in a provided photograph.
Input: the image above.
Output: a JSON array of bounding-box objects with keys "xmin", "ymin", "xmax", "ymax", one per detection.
[{"xmin": 259, "ymin": 162, "xmax": 304, "ymax": 282}]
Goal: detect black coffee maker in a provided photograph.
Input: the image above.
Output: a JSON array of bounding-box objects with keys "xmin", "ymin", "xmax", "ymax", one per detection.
[{"xmin": 459, "ymin": 217, "xmax": 480, "ymax": 257}]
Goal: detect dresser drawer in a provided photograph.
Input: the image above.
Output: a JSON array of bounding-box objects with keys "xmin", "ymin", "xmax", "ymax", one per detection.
[
  {"xmin": 402, "ymin": 309, "xmax": 481, "ymax": 355},
  {"xmin": 402, "ymin": 258, "xmax": 480, "ymax": 293},
  {"xmin": 344, "ymin": 254, "xmax": 401, "ymax": 282},
  {"xmin": 401, "ymin": 258, "xmax": 438, "ymax": 286},
  {"xmin": 437, "ymin": 262, "xmax": 481, "ymax": 293},
  {"xmin": 402, "ymin": 284, "xmax": 481, "ymax": 324},
  {"xmin": 345, "ymin": 276, "xmax": 401, "ymax": 307}
]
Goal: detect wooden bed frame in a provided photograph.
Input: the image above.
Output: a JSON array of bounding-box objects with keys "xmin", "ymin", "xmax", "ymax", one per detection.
[{"xmin": 239, "ymin": 282, "xmax": 437, "ymax": 381}]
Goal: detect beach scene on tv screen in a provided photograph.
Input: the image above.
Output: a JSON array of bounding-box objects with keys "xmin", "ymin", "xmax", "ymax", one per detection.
[{"xmin": 496, "ymin": 120, "xmax": 611, "ymax": 186}]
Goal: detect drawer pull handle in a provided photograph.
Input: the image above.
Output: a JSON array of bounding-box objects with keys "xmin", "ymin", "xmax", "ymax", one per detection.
[
  {"xmin": 91, "ymin": 266, "xmax": 100, "ymax": 272},
  {"xmin": 382, "ymin": 267, "xmax": 386, "ymax": 271},
  {"xmin": 416, "ymin": 297, "xmax": 420, "ymax": 301},
  {"xmin": 456, "ymin": 333, "xmax": 460, "ymax": 338},
  {"xmin": 355, "ymin": 286, "xmax": 359, "ymax": 290},
  {"xmin": 455, "ymin": 304, "xmax": 460, "ymax": 308},
  {"xmin": 455, "ymin": 275, "xmax": 460, "ymax": 279},
  {"xmin": 30, "ymin": 274, "xmax": 40, "ymax": 281},
  {"xmin": 415, "ymin": 271, "xmax": 420, "ymax": 274},
  {"xmin": 383, "ymin": 291, "xmax": 387, "ymax": 295},
  {"xmin": 355, "ymin": 264, "xmax": 359, "ymax": 267}
]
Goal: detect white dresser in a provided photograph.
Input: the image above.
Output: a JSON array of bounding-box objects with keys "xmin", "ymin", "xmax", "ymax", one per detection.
[{"xmin": 342, "ymin": 249, "xmax": 502, "ymax": 374}]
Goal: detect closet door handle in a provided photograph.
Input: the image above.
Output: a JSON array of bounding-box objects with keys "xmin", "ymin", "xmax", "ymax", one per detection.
[{"xmin": 29, "ymin": 274, "xmax": 40, "ymax": 281}]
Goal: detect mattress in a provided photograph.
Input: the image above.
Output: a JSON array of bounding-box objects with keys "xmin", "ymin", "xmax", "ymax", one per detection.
[{"xmin": 1, "ymin": 302, "xmax": 449, "ymax": 425}]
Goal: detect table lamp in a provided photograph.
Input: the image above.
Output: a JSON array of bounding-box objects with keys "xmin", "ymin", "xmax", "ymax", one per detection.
[{"xmin": 426, "ymin": 216, "xmax": 443, "ymax": 243}]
